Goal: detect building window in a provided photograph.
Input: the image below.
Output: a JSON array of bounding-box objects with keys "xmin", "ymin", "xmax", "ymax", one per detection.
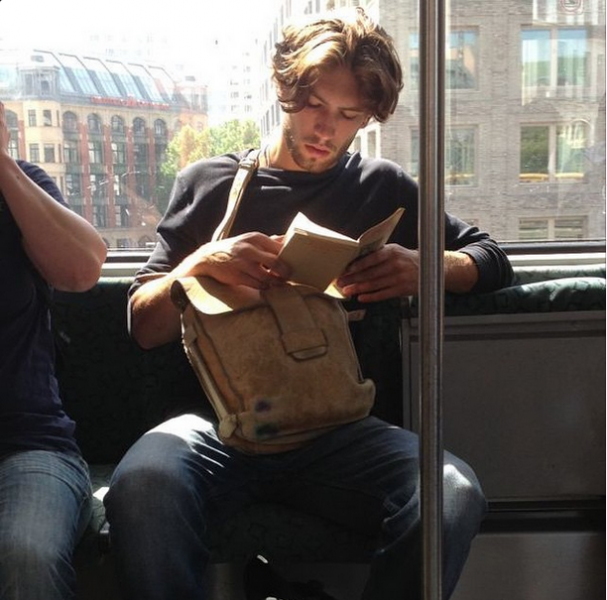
[
  {"xmin": 447, "ymin": 30, "xmax": 478, "ymax": 89},
  {"xmin": 446, "ymin": 127, "xmax": 476, "ymax": 186},
  {"xmin": 92, "ymin": 204, "xmax": 108, "ymax": 228},
  {"xmin": 520, "ymin": 121, "xmax": 589, "ymax": 183},
  {"xmin": 409, "ymin": 30, "xmax": 478, "ymax": 90},
  {"xmin": 88, "ymin": 141, "xmax": 104, "ymax": 164},
  {"xmin": 63, "ymin": 140, "xmax": 80, "ymax": 164},
  {"xmin": 43, "ymin": 109, "xmax": 53, "ymax": 126},
  {"xmin": 112, "ymin": 142, "xmax": 127, "ymax": 166},
  {"xmin": 8, "ymin": 137, "xmax": 19, "ymax": 159},
  {"xmin": 6, "ymin": 111, "xmax": 19, "ymax": 129},
  {"xmin": 133, "ymin": 143, "xmax": 148, "ymax": 166},
  {"xmin": 111, "ymin": 115, "xmax": 125, "ymax": 134},
  {"xmin": 62, "ymin": 112, "xmax": 79, "ymax": 132},
  {"xmin": 6, "ymin": 110, "xmax": 20, "ymax": 159},
  {"xmin": 135, "ymin": 172, "xmax": 149, "ymax": 199},
  {"xmin": 115, "ymin": 205, "xmax": 130, "ymax": 228},
  {"xmin": 521, "ymin": 27, "xmax": 587, "ymax": 102},
  {"xmin": 410, "ymin": 127, "xmax": 477, "ymax": 185},
  {"xmin": 43, "ymin": 143, "xmax": 56, "ymax": 163},
  {"xmin": 66, "ymin": 173, "xmax": 82, "ymax": 201},
  {"xmin": 28, "ymin": 109, "xmax": 37, "ymax": 127},
  {"xmin": 87, "ymin": 113, "xmax": 103, "ymax": 134},
  {"xmin": 133, "ymin": 117, "xmax": 146, "ymax": 135},
  {"xmin": 89, "ymin": 173, "xmax": 108, "ymax": 202},
  {"xmin": 29, "ymin": 143, "xmax": 40, "ymax": 163},
  {"xmin": 519, "ymin": 216, "xmax": 586, "ymax": 241},
  {"xmin": 113, "ymin": 173, "xmax": 127, "ymax": 199}
]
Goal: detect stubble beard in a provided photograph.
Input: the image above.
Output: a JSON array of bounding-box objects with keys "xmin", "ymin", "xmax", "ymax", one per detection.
[{"xmin": 283, "ymin": 122, "xmax": 350, "ymax": 174}]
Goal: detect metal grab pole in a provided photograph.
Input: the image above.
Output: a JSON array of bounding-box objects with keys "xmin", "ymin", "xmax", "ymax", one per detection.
[{"xmin": 419, "ymin": 0, "xmax": 445, "ymax": 599}]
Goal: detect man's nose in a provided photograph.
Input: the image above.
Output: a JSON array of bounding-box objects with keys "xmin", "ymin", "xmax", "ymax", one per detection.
[{"xmin": 314, "ymin": 112, "xmax": 336, "ymax": 139}]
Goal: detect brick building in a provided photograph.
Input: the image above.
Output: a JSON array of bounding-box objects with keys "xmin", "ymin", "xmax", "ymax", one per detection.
[
  {"xmin": 1, "ymin": 49, "xmax": 208, "ymax": 248},
  {"xmin": 259, "ymin": 0, "xmax": 605, "ymax": 242}
]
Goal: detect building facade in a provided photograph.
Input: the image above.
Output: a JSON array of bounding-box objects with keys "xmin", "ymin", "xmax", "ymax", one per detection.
[
  {"xmin": 1, "ymin": 49, "xmax": 208, "ymax": 248},
  {"xmin": 259, "ymin": 0, "xmax": 606, "ymax": 242}
]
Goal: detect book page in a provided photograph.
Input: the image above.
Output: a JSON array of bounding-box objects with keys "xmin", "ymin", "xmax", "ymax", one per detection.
[
  {"xmin": 287, "ymin": 212, "xmax": 356, "ymax": 244},
  {"xmin": 356, "ymin": 207, "xmax": 405, "ymax": 257},
  {"xmin": 279, "ymin": 228, "xmax": 359, "ymax": 291},
  {"xmin": 279, "ymin": 207, "xmax": 405, "ymax": 292}
]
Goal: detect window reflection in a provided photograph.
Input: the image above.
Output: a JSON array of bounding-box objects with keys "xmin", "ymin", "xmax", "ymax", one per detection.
[{"xmin": 0, "ymin": 0, "xmax": 603, "ymax": 246}]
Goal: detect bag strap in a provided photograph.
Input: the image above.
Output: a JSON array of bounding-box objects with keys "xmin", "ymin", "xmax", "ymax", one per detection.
[
  {"xmin": 262, "ymin": 285, "xmax": 328, "ymax": 360},
  {"xmin": 212, "ymin": 149, "xmax": 261, "ymax": 242}
]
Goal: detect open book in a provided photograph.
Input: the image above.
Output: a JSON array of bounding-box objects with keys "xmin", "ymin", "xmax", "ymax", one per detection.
[{"xmin": 278, "ymin": 207, "xmax": 405, "ymax": 293}]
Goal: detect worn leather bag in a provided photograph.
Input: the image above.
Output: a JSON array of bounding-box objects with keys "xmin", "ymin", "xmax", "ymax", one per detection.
[
  {"xmin": 169, "ymin": 150, "xmax": 375, "ymax": 453},
  {"xmin": 170, "ymin": 276, "xmax": 375, "ymax": 453}
]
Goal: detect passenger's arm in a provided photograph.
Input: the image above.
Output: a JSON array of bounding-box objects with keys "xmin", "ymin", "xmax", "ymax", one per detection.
[
  {"xmin": 336, "ymin": 244, "xmax": 478, "ymax": 302},
  {"xmin": 130, "ymin": 232, "xmax": 289, "ymax": 349},
  {"xmin": 0, "ymin": 104, "xmax": 107, "ymax": 291}
]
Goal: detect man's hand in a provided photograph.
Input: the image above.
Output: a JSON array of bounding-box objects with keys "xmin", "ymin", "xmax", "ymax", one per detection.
[
  {"xmin": 337, "ymin": 244, "xmax": 419, "ymax": 301},
  {"xmin": 130, "ymin": 232, "xmax": 291, "ymax": 349},
  {"xmin": 336, "ymin": 243, "xmax": 479, "ymax": 302},
  {"xmin": 173, "ymin": 232, "xmax": 291, "ymax": 289}
]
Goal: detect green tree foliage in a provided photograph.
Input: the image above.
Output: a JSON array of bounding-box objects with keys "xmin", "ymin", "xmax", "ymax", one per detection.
[
  {"xmin": 208, "ymin": 119, "xmax": 261, "ymax": 156},
  {"xmin": 155, "ymin": 119, "xmax": 260, "ymax": 214}
]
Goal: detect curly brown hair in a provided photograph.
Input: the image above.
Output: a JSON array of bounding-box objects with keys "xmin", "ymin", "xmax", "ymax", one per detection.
[{"xmin": 272, "ymin": 7, "xmax": 403, "ymax": 123}]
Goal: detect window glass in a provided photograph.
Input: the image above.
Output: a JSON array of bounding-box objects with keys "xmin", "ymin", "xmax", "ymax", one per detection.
[
  {"xmin": 107, "ymin": 60, "xmax": 149, "ymax": 100},
  {"xmin": 558, "ymin": 28, "xmax": 587, "ymax": 86},
  {"xmin": 81, "ymin": 56, "xmax": 123, "ymax": 97},
  {"xmin": 447, "ymin": 30, "xmax": 478, "ymax": 90},
  {"xmin": 446, "ymin": 128, "xmax": 476, "ymax": 186},
  {"xmin": 29, "ymin": 143, "xmax": 40, "ymax": 163},
  {"xmin": 0, "ymin": 0, "xmax": 604, "ymax": 249},
  {"xmin": 126, "ymin": 64, "xmax": 166, "ymax": 103},
  {"xmin": 57, "ymin": 53, "xmax": 101, "ymax": 95},
  {"xmin": 410, "ymin": 128, "xmax": 477, "ymax": 187}
]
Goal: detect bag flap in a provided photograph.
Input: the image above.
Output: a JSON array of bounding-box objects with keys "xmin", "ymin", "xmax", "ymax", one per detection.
[{"xmin": 171, "ymin": 276, "xmax": 264, "ymax": 315}]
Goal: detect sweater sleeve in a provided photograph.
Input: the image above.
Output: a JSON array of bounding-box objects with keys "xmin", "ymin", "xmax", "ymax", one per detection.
[{"xmin": 444, "ymin": 211, "xmax": 514, "ymax": 293}]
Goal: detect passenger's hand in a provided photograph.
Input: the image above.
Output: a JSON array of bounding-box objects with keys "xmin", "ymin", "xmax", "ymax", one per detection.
[
  {"xmin": 174, "ymin": 232, "xmax": 291, "ymax": 290},
  {"xmin": 336, "ymin": 243, "xmax": 419, "ymax": 301}
]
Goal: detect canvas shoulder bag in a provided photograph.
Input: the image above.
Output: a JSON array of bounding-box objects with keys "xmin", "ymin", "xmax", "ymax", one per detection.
[{"xmin": 170, "ymin": 150, "xmax": 375, "ymax": 454}]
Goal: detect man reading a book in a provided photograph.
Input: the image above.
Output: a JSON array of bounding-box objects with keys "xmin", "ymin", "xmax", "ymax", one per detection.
[{"xmin": 105, "ymin": 7, "xmax": 514, "ymax": 600}]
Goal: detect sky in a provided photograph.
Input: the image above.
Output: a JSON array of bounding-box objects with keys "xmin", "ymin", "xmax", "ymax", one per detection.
[{"xmin": 0, "ymin": 0, "xmax": 281, "ymax": 58}]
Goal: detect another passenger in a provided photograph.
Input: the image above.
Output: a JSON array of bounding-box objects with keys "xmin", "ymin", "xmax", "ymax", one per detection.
[
  {"xmin": 0, "ymin": 101, "xmax": 107, "ymax": 599},
  {"xmin": 105, "ymin": 8, "xmax": 513, "ymax": 599}
]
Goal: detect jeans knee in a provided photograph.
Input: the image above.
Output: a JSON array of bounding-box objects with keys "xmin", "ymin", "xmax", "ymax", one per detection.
[
  {"xmin": 443, "ymin": 457, "xmax": 487, "ymax": 533},
  {"xmin": 107, "ymin": 462, "xmax": 178, "ymax": 517},
  {"xmin": 0, "ymin": 538, "xmax": 72, "ymax": 598}
]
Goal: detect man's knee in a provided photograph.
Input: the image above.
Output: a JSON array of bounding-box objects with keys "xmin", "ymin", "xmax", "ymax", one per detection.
[
  {"xmin": 0, "ymin": 537, "xmax": 72, "ymax": 596},
  {"xmin": 443, "ymin": 456, "xmax": 487, "ymax": 531}
]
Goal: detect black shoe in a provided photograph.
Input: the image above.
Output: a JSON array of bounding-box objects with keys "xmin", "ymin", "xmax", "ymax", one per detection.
[{"xmin": 243, "ymin": 555, "xmax": 338, "ymax": 600}]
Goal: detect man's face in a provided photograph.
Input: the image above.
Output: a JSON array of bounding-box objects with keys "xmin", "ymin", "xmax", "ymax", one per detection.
[{"xmin": 278, "ymin": 66, "xmax": 370, "ymax": 173}]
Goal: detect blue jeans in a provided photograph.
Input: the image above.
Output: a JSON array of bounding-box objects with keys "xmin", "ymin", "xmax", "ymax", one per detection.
[
  {"xmin": 105, "ymin": 414, "xmax": 486, "ymax": 600},
  {"xmin": 0, "ymin": 450, "xmax": 92, "ymax": 600}
]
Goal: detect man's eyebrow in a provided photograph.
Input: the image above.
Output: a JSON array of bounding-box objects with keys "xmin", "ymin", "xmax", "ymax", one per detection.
[{"xmin": 310, "ymin": 91, "xmax": 367, "ymax": 113}]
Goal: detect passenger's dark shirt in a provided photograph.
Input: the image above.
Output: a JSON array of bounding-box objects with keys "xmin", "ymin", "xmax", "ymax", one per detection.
[
  {"xmin": 132, "ymin": 149, "xmax": 513, "ymax": 296},
  {"xmin": 0, "ymin": 160, "xmax": 79, "ymax": 455}
]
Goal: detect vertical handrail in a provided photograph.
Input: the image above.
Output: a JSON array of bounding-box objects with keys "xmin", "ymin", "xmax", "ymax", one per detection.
[{"xmin": 419, "ymin": 0, "xmax": 445, "ymax": 599}]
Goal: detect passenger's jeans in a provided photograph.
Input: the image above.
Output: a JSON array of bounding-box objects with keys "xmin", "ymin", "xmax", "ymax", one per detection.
[
  {"xmin": 0, "ymin": 450, "xmax": 92, "ymax": 600},
  {"xmin": 105, "ymin": 414, "xmax": 486, "ymax": 600}
]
